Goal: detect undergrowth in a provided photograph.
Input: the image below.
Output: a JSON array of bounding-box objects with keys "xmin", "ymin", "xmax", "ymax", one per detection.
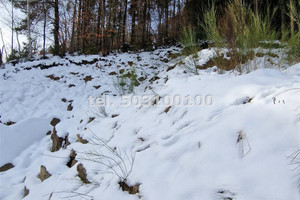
[{"xmin": 200, "ymin": 0, "xmax": 300, "ymax": 73}]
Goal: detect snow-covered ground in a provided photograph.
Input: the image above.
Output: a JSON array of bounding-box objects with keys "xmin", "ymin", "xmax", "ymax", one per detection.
[{"xmin": 0, "ymin": 48, "xmax": 299, "ymax": 200}]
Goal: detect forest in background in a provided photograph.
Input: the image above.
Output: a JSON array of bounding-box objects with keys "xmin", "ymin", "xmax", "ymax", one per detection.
[{"xmin": 0, "ymin": 0, "xmax": 299, "ymax": 62}]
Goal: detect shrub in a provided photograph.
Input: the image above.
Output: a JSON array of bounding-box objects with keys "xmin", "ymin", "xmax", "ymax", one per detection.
[
  {"xmin": 283, "ymin": 0, "xmax": 300, "ymax": 64},
  {"xmin": 202, "ymin": 0, "xmax": 279, "ymax": 72},
  {"xmin": 180, "ymin": 27, "xmax": 201, "ymax": 75},
  {"xmin": 114, "ymin": 66, "xmax": 139, "ymax": 95}
]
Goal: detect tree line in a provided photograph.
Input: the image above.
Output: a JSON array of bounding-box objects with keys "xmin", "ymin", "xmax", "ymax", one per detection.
[{"xmin": 3, "ymin": 0, "xmax": 300, "ymax": 61}]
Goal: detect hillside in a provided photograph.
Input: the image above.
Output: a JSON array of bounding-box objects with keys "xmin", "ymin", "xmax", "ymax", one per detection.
[{"xmin": 0, "ymin": 47, "xmax": 300, "ymax": 200}]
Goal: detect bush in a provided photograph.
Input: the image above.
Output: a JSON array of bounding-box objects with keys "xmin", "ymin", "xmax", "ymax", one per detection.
[
  {"xmin": 202, "ymin": 0, "xmax": 279, "ymax": 72},
  {"xmin": 180, "ymin": 27, "xmax": 201, "ymax": 74},
  {"xmin": 283, "ymin": 0, "xmax": 300, "ymax": 64},
  {"xmin": 114, "ymin": 66, "xmax": 139, "ymax": 95}
]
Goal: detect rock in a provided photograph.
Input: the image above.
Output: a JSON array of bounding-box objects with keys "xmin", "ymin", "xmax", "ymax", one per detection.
[
  {"xmin": 50, "ymin": 118, "xmax": 60, "ymax": 126},
  {"xmin": 4, "ymin": 121, "xmax": 16, "ymax": 126},
  {"xmin": 24, "ymin": 186, "xmax": 29, "ymax": 197},
  {"xmin": 67, "ymin": 149, "xmax": 77, "ymax": 168},
  {"xmin": 76, "ymin": 134, "xmax": 89, "ymax": 144},
  {"xmin": 46, "ymin": 74, "xmax": 60, "ymax": 81},
  {"xmin": 128, "ymin": 61, "xmax": 134, "ymax": 66},
  {"xmin": 119, "ymin": 181, "xmax": 140, "ymax": 194},
  {"xmin": 161, "ymin": 58, "xmax": 169, "ymax": 63},
  {"xmin": 38, "ymin": 165, "xmax": 51, "ymax": 182},
  {"xmin": 77, "ymin": 164, "xmax": 90, "ymax": 184},
  {"xmin": 83, "ymin": 75, "xmax": 93, "ymax": 83},
  {"xmin": 109, "ymin": 71, "xmax": 117, "ymax": 76},
  {"xmin": 166, "ymin": 64, "xmax": 176, "ymax": 72},
  {"xmin": 164, "ymin": 106, "xmax": 172, "ymax": 113},
  {"xmin": 0, "ymin": 163, "xmax": 14, "ymax": 172},
  {"xmin": 93, "ymin": 85, "xmax": 101, "ymax": 89},
  {"xmin": 50, "ymin": 127, "xmax": 63, "ymax": 152},
  {"xmin": 67, "ymin": 103, "xmax": 73, "ymax": 111},
  {"xmin": 64, "ymin": 134, "xmax": 71, "ymax": 147},
  {"xmin": 149, "ymin": 76, "xmax": 160, "ymax": 83},
  {"xmin": 87, "ymin": 117, "xmax": 95, "ymax": 124}
]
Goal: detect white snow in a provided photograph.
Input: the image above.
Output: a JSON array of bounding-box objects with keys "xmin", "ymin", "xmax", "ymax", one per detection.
[{"xmin": 0, "ymin": 48, "xmax": 299, "ymax": 200}]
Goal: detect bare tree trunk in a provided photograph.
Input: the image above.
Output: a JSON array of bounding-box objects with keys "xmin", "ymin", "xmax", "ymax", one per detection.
[
  {"xmin": 0, "ymin": 29, "xmax": 8, "ymax": 58},
  {"xmin": 165, "ymin": 0, "xmax": 169, "ymax": 44},
  {"xmin": 141, "ymin": 0, "xmax": 148, "ymax": 48},
  {"xmin": 27, "ymin": 0, "xmax": 32, "ymax": 57},
  {"xmin": 279, "ymin": 0, "xmax": 285, "ymax": 38},
  {"xmin": 42, "ymin": 0, "xmax": 47, "ymax": 58},
  {"xmin": 0, "ymin": 48, "xmax": 3, "ymax": 66},
  {"xmin": 130, "ymin": 0, "xmax": 136, "ymax": 45},
  {"xmin": 101, "ymin": 0, "xmax": 107, "ymax": 55},
  {"xmin": 254, "ymin": 0, "xmax": 258, "ymax": 16},
  {"xmin": 158, "ymin": 6, "xmax": 162, "ymax": 45},
  {"xmin": 16, "ymin": 31, "xmax": 21, "ymax": 53},
  {"xmin": 122, "ymin": 0, "xmax": 128, "ymax": 50},
  {"xmin": 172, "ymin": 0, "xmax": 176, "ymax": 40},
  {"xmin": 70, "ymin": 0, "xmax": 77, "ymax": 53},
  {"xmin": 11, "ymin": 0, "xmax": 14, "ymax": 55},
  {"xmin": 290, "ymin": 0, "xmax": 295, "ymax": 36},
  {"xmin": 96, "ymin": 0, "xmax": 102, "ymax": 48},
  {"xmin": 53, "ymin": 0, "xmax": 60, "ymax": 55}
]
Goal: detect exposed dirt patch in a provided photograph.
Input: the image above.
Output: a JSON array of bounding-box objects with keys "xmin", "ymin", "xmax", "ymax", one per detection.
[
  {"xmin": 119, "ymin": 181, "xmax": 140, "ymax": 195},
  {"xmin": 149, "ymin": 76, "xmax": 160, "ymax": 83},
  {"xmin": 46, "ymin": 74, "xmax": 61, "ymax": 81},
  {"xmin": 161, "ymin": 58, "xmax": 169, "ymax": 63},
  {"xmin": 33, "ymin": 62, "xmax": 63, "ymax": 70},
  {"xmin": 94, "ymin": 85, "xmax": 101, "ymax": 89},
  {"xmin": 166, "ymin": 64, "xmax": 176, "ymax": 72},
  {"xmin": 199, "ymin": 59, "xmax": 216, "ymax": 70},
  {"xmin": 128, "ymin": 61, "xmax": 134, "ymax": 66},
  {"xmin": 70, "ymin": 72, "xmax": 79, "ymax": 75},
  {"xmin": 83, "ymin": 75, "xmax": 93, "ymax": 83},
  {"xmin": 68, "ymin": 58, "xmax": 99, "ymax": 66},
  {"xmin": 168, "ymin": 53, "xmax": 181, "ymax": 59},
  {"xmin": 109, "ymin": 71, "xmax": 117, "ymax": 76},
  {"xmin": 4, "ymin": 121, "xmax": 16, "ymax": 126}
]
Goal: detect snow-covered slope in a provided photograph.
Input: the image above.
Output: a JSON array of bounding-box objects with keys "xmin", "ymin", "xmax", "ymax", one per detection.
[{"xmin": 0, "ymin": 48, "xmax": 299, "ymax": 200}]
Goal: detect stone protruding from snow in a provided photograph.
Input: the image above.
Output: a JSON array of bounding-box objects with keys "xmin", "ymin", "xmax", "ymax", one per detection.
[
  {"xmin": 119, "ymin": 181, "xmax": 140, "ymax": 194},
  {"xmin": 23, "ymin": 186, "xmax": 29, "ymax": 198},
  {"xmin": 76, "ymin": 134, "xmax": 88, "ymax": 144},
  {"xmin": 67, "ymin": 149, "xmax": 78, "ymax": 168},
  {"xmin": 0, "ymin": 163, "xmax": 14, "ymax": 172},
  {"xmin": 50, "ymin": 118, "xmax": 60, "ymax": 127},
  {"xmin": 77, "ymin": 163, "xmax": 90, "ymax": 184},
  {"xmin": 38, "ymin": 165, "xmax": 51, "ymax": 182},
  {"xmin": 64, "ymin": 134, "xmax": 71, "ymax": 147},
  {"xmin": 50, "ymin": 127, "xmax": 63, "ymax": 152}
]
